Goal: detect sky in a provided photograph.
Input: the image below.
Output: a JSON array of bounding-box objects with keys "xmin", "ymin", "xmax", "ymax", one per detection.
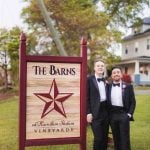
[{"xmin": 0, "ymin": 0, "xmax": 27, "ymax": 29}]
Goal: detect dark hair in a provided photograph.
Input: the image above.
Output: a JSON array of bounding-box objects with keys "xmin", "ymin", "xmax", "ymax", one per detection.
[{"xmin": 111, "ymin": 66, "xmax": 122, "ymax": 72}]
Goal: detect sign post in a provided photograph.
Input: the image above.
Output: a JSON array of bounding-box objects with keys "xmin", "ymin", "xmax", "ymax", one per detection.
[{"xmin": 19, "ymin": 33, "xmax": 87, "ymax": 150}]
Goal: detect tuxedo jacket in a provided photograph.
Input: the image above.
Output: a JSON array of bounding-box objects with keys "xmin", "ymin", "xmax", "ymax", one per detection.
[
  {"xmin": 107, "ymin": 81, "xmax": 136, "ymax": 121},
  {"xmin": 87, "ymin": 74, "xmax": 108, "ymax": 119}
]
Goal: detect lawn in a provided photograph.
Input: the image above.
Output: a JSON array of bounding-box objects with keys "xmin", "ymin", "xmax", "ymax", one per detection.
[{"xmin": 0, "ymin": 94, "xmax": 150, "ymax": 150}]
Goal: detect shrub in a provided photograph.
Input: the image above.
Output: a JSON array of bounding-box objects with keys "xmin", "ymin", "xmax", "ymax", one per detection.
[{"xmin": 122, "ymin": 74, "xmax": 132, "ymax": 83}]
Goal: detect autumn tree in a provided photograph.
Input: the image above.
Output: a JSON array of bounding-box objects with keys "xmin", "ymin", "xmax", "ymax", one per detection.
[
  {"xmin": 0, "ymin": 28, "xmax": 10, "ymax": 89},
  {"xmin": 0, "ymin": 27, "xmax": 37, "ymax": 87},
  {"xmin": 21, "ymin": 0, "xmax": 149, "ymax": 73}
]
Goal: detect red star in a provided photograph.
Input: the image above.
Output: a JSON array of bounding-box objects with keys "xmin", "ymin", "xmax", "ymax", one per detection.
[{"xmin": 34, "ymin": 79, "xmax": 73, "ymax": 118}]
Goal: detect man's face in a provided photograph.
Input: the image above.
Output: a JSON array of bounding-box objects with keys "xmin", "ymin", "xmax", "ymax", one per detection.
[
  {"xmin": 111, "ymin": 68, "xmax": 122, "ymax": 82},
  {"xmin": 94, "ymin": 61, "xmax": 105, "ymax": 76}
]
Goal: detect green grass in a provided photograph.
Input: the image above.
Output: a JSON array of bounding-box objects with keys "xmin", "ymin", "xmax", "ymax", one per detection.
[
  {"xmin": 0, "ymin": 95, "xmax": 150, "ymax": 150},
  {"xmin": 0, "ymin": 97, "xmax": 19, "ymax": 150},
  {"xmin": 130, "ymin": 95, "xmax": 150, "ymax": 150}
]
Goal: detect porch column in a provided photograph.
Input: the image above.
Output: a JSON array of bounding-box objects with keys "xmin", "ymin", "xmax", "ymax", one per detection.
[
  {"xmin": 135, "ymin": 60, "xmax": 139, "ymax": 74},
  {"xmin": 134, "ymin": 60, "xmax": 140, "ymax": 85}
]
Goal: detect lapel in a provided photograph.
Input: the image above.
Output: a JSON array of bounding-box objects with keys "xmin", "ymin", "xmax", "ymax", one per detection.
[
  {"xmin": 91, "ymin": 75, "xmax": 99, "ymax": 93},
  {"xmin": 109, "ymin": 84, "xmax": 112, "ymax": 104},
  {"xmin": 121, "ymin": 81, "xmax": 127, "ymax": 101},
  {"xmin": 91, "ymin": 75, "xmax": 107, "ymax": 94}
]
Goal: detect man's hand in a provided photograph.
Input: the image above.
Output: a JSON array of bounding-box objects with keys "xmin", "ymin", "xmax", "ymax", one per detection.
[
  {"xmin": 127, "ymin": 113, "xmax": 132, "ymax": 118},
  {"xmin": 87, "ymin": 114, "xmax": 93, "ymax": 123}
]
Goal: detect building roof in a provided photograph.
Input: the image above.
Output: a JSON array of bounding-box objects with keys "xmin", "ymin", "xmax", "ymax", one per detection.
[
  {"xmin": 123, "ymin": 17, "xmax": 150, "ymax": 41},
  {"xmin": 117, "ymin": 56, "xmax": 150, "ymax": 65},
  {"xmin": 123, "ymin": 30, "xmax": 150, "ymax": 41},
  {"xmin": 123, "ymin": 56, "xmax": 150, "ymax": 61},
  {"xmin": 139, "ymin": 56, "xmax": 150, "ymax": 59}
]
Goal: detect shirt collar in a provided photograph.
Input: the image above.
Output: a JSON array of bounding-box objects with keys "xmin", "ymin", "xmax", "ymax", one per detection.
[{"xmin": 95, "ymin": 74, "xmax": 103, "ymax": 79}]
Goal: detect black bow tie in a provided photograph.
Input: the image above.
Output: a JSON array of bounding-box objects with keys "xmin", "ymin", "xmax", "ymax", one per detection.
[
  {"xmin": 97, "ymin": 78, "xmax": 104, "ymax": 82},
  {"xmin": 113, "ymin": 83, "xmax": 120, "ymax": 87}
]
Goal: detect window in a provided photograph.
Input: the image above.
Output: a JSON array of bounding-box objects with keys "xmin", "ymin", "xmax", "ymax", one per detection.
[
  {"xmin": 144, "ymin": 70, "xmax": 148, "ymax": 75},
  {"xmin": 135, "ymin": 47, "xmax": 138, "ymax": 52},
  {"xmin": 147, "ymin": 39, "xmax": 150, "ymax": 50},
  {"xmin": 140, "ymin": 64, "xmax": 148, "ymax": 75},
  {"xmin": 125, "ymin": 67, "xmax": 128, "ymax": 74},
  {"xmin": 135, "ymin": 42, "xmax": 139, "ymax": 53},
  {"xmin": 125, "ymin": 45, "xmax": 128, "ymax": 54}
]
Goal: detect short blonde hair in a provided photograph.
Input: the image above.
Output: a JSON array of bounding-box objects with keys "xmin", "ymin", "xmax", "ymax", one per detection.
[{"xmin": 94, "ymin": 59, "xmax": 105, "ymax": 66}]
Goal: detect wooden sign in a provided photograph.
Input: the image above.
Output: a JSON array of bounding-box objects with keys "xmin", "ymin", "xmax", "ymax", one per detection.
[
  {"xmin": 19, "ymin": 33, "xmax": 87, "ymax": 150},
  {"xmin": 26, "ymin": 62, "xmax": 81, "ymax": 139}
]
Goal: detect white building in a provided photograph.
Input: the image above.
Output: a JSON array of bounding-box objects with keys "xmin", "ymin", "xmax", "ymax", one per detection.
[{"xmin": 118, "ymin": 17, "xmax": 150, "ymax": 85}]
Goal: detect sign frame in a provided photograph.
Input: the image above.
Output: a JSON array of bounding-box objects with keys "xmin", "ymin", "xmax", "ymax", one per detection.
[{"xmin": 19, "ymin": 33, "xmax": 87, "ymax": 150}]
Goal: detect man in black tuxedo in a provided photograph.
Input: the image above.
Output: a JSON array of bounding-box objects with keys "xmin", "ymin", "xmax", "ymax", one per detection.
[
  {"xmin": 87, "ymin": 59, "xmax": 109, "ymax": 150},
  {"xmin": 108, "ymin": 66, "xmax": 136, "ymax": 150}
]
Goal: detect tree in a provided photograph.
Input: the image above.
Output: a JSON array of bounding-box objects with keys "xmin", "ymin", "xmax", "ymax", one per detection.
[
  {"xmin": 0, "ymin": 28, "xmax": 10, "ymax": 89},
  {"xmin": 0, "ymin": 27, "xmax": 37, "ymax": 87},
  {"xmin": 100, "ymin": 0, "xmax": 149, "ymax": 27},
  {"xmin": 7, "ymin": 27, "xmax": 22, "ymax": 86},
  {"xmin": 21, "ymin": 0, "xmax": 148, "ymax": 73},
  {"xmin": 0, "ymin": 27, "xmax": 22, "ymax": 87},
  {"xmin": 22, "ymin": 1, "xmax": 114, "ymax": 55},
  {"xmin": 36, "ymin": 0, "xmax": 68, "ymax": 56}
]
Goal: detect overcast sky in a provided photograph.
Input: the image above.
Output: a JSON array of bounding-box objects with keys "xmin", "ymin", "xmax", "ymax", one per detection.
[{"xmin": 0, "ymin": 0, "xmax": 27, "ymax": 29}]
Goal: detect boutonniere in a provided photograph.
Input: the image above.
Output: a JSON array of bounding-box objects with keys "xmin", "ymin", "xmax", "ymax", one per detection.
[
  {"xmin": 105, "ymin": 80, "xmax": 109, "ymax": 84},
  {"xmin": 122, "ymin": 84, "xmax": 126, "ymax": 89}
]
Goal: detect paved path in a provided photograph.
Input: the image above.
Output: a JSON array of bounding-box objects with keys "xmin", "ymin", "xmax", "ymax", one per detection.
[{"xmin": 134, "ymin": 90, "xmax": 150, "ymax": 95}]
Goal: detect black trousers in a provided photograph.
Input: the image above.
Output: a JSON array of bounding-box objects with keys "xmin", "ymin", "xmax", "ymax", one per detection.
[
  {"xmin": 91, "ymin": 102, "xmax": 109, "ymax": 150},
  {"xmin": 110, "ymin": 112, "xmax": 131, "ymax": 150}
]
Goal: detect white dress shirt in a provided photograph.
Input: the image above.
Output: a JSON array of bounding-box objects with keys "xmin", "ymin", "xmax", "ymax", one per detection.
[
  {"xmin": 111, "ymin": 82, "xmax": 123, "ymax": 106},
  {"xmin": 95, "ymin": 75, "xmax": 106, "ymax": 102}
]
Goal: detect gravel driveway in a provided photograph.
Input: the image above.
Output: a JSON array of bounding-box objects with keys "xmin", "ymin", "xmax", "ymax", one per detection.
[{"xmin": 134, "ymin": 90, "xmax": 150, "ymax": 95}]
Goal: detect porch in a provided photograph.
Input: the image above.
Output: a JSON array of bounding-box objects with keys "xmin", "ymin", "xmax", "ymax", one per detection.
[{"xmin": 117, "ymin": 56, "xmax": 150, "ymax": 85}]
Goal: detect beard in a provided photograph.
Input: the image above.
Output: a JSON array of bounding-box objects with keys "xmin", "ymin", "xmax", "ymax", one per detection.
[{"xmin": 113, "ymin": 76, "xmax": 121, "ymax": 82}]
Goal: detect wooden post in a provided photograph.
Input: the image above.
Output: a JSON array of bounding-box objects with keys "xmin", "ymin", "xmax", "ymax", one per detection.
[
  {"xmin": 80, "ymin": 37, "xmax": 87, "ymax": 150},
  {"xmin": 19, "ymin": 32, "xmax": 26, "ymax": 150}
]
